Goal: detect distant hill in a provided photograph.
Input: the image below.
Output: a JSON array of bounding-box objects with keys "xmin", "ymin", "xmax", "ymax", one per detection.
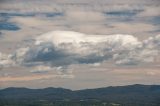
[{"xmin": 0, "ymin": 84, "xmax": 160, "ymax": 106}]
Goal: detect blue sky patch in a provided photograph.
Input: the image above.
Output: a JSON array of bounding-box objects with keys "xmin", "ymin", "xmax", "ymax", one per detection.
[
  {"xmin": 0, "ymin": 12, "xmax": 63, "ymax": 18},
  {"xmin": 150, "ymin": 16, "xmax": 160, "ymax": 25},
  {"xmin": 45, "ymin": 12, "xmax": 63, "ymax": 17},
  {"xmin": 105, "ymin": 10, "xmax": 142, "ymax": 17},
  {"xmin": 0, "ymin": 21, "xmax": 20, "ymax": 31},
  {"xmin": 0, "ymin": 12, "xmax": 35, "ymax": 18}
]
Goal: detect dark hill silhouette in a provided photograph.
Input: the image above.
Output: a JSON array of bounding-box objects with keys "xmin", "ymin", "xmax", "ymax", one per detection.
[{"xmin": 0, "ymin": 84, "xmax": 160, "ymax": 106}]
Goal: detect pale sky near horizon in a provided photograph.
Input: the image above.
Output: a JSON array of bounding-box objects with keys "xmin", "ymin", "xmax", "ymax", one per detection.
[{"xmin": 0, "ymin": 0, "xmax": 160, "ymax": 90}]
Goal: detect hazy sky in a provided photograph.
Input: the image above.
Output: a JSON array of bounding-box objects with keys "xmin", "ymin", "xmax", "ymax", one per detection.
[{"xmin": 0, "ymin": 0, "xmax": 160, "ymax": 90}]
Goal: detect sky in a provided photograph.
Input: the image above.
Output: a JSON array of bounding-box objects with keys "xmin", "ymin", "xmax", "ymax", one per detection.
[{"xmin": 0, "ymin": 0, "xmax": 160, "ymax": 90}]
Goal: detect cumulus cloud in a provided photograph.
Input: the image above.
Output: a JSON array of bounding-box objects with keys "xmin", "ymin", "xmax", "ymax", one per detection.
[
  {"xmin": 114, "ymin": 35, "xmax": 160, "ymax": 65},
  {"xmin": 32, "ymin": 31, "xmax": 143, "ymax": 66},
  {"xmin": 0, "ymin": 52, "xmax": 14, "ymax": 68},
  {"xmin": 1, "ymin": 31, "xmax": 159, "ymax": 72},
  {"xmin": 30, "ymin": 65, "xmax": 52, "ymax": 73}
]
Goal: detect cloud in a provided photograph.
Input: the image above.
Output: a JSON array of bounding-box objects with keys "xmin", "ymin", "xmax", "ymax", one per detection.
[
  {"xmin": 0, "ymin": 52, "xmax": 14, "ymax": 68},
  {"xmin": 0, "ymin": 74, "xmax": 74, "ymax": 82},
  {"xmin": 0, "ymin": 0, "xmax": 157, "ymax": 13},
  {"xmin": 1, "ymin": 0, "xmax": 159, "ymax": 38},
  {"xmin": 10, "ymin": 17, "xmax": 55, "ymax": 27},
  {"xmin": 114, "ymin": 34, "xmax": 160, "ymax": 65},
  {"xmin": 32, "ymin": 31, "xmax": 143, "ymax": 66},
  {"xmin": 1, "ymin": 31, "xmax": 159, "ymax": 72},
  {"xmin": 110, "ymin": 23, "xmax": 157, "ymax": 34},
  {"xmin": 0, "ymin": 0, "xmax": 159, "ymax": 89},
  {"xmin": 65, "ymin": 10, "xmax": 106, "ymax": 23},
  {"xmin": 143, "ymin": 34, "xmax": 160, "ymax": 50},
  {"xmin": 138, "ymin": 6, "xmax": 160, "ymax": 17},
  {"xmin": 30, "ymin": 65, "xmax": 53, "ymax": 73}
]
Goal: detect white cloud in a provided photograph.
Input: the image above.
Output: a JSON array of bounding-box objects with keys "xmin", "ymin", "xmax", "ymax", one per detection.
[
  {"xmin": 32, "ymin": 31, "xmax": 142, "ymax": 67},
  {"xmin": 0, "ymin": 31, "xmax": 159, "ymax": 72},
  {"xmin": 30, "ymin": 65, "xmax": 52, "ymax": 73},
  {"xmin": 35, "ymin": 31, "xmax": 141, "ymax": 54},
  {"xmin": 0, "ymin": 52, "xmax": 14, "ymax": 68},
  {"xmin": 12, "ymin": 47, "xmax": 30, "ymax": 64},
  {"xmin": 143, "ymin": 34, "xmax": 160, "ymax": 50},
  {"xmin": 13, "ymin": 31, "xmax": 160, "ymax": 66},
  {"xmin": 115, "ymin": 35, "xmax": 160, "ymax": 65}
]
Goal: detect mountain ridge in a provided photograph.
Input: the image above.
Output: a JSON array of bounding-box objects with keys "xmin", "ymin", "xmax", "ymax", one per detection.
[
  {"xmin": 0, "ymin": 84, "xmax": 160, "ymax": 106},
  {"xmin": 1, "ymin": 84, "xmax": 160, "ymax": 91}
]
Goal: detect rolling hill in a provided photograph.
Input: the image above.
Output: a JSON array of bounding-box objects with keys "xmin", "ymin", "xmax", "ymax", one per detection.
[{"xmin": 0, "ymin": 84, "xmax": 160, "ymax": 106}]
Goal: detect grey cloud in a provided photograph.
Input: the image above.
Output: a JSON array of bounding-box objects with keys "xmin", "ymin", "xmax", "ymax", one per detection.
[
  {"xmin": 15, "ymin": 42, "xmax": 107, "ymax": 66},
  {"xmin": 0, "ymin": 0, "xmax": 159, "ymax": 37},
  {"xmin": 6, "ymin": 31, "xmax": 159, "ymax": 69},
  {"xmin": 0, "ymin": 31, "xmax": 159, "ymax": 77},
  {"xmin": 24, "ymin": 43, "xmax": 68, "ymax": 62},
  {"xmin": 114, "ymin": 35, "xmax": 160, "ymax": 65}
]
